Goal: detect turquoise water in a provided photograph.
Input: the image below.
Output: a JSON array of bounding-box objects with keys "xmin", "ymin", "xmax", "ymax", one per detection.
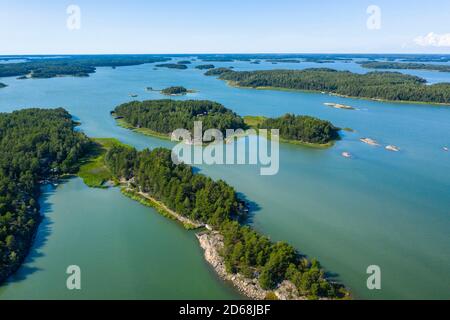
[{"xmin": 0, "ymin": 58, "xmax": 449, "ymax": 299}]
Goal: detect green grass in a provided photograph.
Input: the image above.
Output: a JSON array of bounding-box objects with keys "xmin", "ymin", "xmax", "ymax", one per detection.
[
  {"xmin": 243, "ymin": 115, "xmax": 267, "ymax": 128},
  {"xmin": 77, "ymin": 138, "xmax": 129, "ymax": 188}
]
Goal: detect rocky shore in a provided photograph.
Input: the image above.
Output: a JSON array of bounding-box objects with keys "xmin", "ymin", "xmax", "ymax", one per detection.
[{"xmin": 196, "ymin": 231, "xmax": 305, "ymax": 300}]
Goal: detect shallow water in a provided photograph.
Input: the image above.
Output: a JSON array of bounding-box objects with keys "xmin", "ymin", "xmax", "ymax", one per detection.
[{"xmin": 0, "ymin": 58, "xmax": 449, "ymax": 299}]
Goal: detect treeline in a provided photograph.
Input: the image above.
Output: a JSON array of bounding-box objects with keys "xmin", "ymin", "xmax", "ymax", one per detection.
[
  {"xmin": 258, "ymin": 114, "xmax": 340, "ymax": 144},
  {"xmin": 219, "ymin": 68, "xmax": 450, "ymax": 104},
  {"xmin": 161, "ymin": 86, "xmax": 188, "ymax": 95},
  {"xmin": 0, "ymin": 55, "xmax": 170, "ymax": 79},
  {"xmin": 177, "ymin": 60, "xmax": 192, "ymax": 65},
  {"xmin": 204, "ymin": 68, "xmax": 234, "ymax": 76},
  {"xmin": 156, "ymin": 63, "xmax": 188, "ymax": 70},
  {"xmin": 105, "ymin": 147, "xmax": 243, "ymax": 226},
  {"xmin": 113, "ymin": 99, "xmax": 247, "ymax": 136},
  {"xmin": 195, "ymin": 64, "xmax": 215, "ymax": 70},
  {"xmin": 0, "ymin": 108, "xmax": 89, "ymax": 283},
  {"xmin": 358, "ymin": 61, "xmax": 450, "ymax": 72},
  {"xmin": 104, "ymin": 146, "xmax": 346, "ymax": 299}
]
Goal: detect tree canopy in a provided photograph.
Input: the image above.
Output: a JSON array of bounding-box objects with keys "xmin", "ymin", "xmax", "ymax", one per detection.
[
  {"xmin": 219, "ymin": 68, "xmax": 450, "ymax": 104},
  {"xmin": 0, "ymin": 55, "xmax": 170, "ymax": 79},
  {"xmin": 258, "ymin": 114, "xmax": 340, "ymax": 144}
]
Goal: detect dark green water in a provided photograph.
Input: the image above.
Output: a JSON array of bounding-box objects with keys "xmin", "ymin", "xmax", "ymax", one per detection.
[{"xmin": 0, "ymin": 58, "xmax": 449, "ymax": 299}]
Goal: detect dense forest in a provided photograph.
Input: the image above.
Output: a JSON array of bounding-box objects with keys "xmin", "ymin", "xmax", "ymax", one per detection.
[
  {"xmin": 0, "ymin": 55, "xmax": 170, "ymax": 78},
  {"xmin": 195, "ymin": 64, "xmax": 215, "ymax": 70},
  {"xmin": 177, "ymin": 60, "xmax": 192, "ymax": 65},
  {"xmin": 155, "ymin": 63, "xmax": 188, "ymax": 70},
  {"xmin": 358, "ymin": 61, "xmax": 450, "ymax": 72},
  {"xmin": 0, "ymin": 83, "xmax": 6, "ymax": 88},
  {"xmin": 113, "ymin": 99, "xmax": 247, "ymax": 136},
  {"xmin": 0, "ymin": 108, "xmax": 90, "ymax": 283},
  {"xmin": 161, "ymin": 86, "xmax": 188, "ymax": 95},
  {"xmin": 204, "ymin": 68, "xmax": 234, "ymax": 76},
  {"xmin": 104, "ymin": 146, "xmax": 346, "ymax": 299},
  {"xmin": 258, "ymin": 114, "xmax": 340, "ymax": 144},
  {"xmin": 218, "ymin": 68, "xmax": 450, "ymax": 104}
]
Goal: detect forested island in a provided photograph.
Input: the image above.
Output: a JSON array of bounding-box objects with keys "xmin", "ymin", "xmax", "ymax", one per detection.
[
  {"xmin": 0, "ymin": 55, "xmax": 170, "ymax": 79},
  {"xmin": 160, "ymin": 86, "xmax": 189, "ymax": 95},
  {"xmin": 204, "ymin": 68, "xmax": 234, "ymax": 76},
  {"xmin": 0, "ymin": 83, "xmax": 6, "ymax": 88},
  {"xmin": 358, "ymin": 61, "xmax": 450, "ymax": 72},
  {"xmin": 217, "ymin": 68, "xmax": 450, "ymax": 104},
  {"xmin": 155, "ymin": 63, "xmax": 188, "ymax": 70},
  {"xmin": 113, "ymin": 99, "xmax": 247, "ymax": 138},
  {"xmin": 0, "ymin": 107, "xmax": 348, "ymax": 299},
  {"xmin": 177, "ymin": 60, "xmax": 192, "ymax": 65},
  {"xmin": 0, "ymin": 108, "xmax": 90, "ymax": 283},
  {"xmin": 113, "ymin": 98, "xmax": 340, "ymax": 147},
  {"xmin": 195, "ymin": 64, "xmax": 215, "ymax": 70},
  {"xmin": 245, "ymin": 114, "xmax": 340, "ymax": 146}
]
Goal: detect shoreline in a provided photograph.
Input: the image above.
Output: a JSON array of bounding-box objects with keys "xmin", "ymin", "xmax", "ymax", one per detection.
[
  {"xmin": 224, "ymin": 80, "xmax": 450, "ymax": 107},
  {"xmin": 196, "ymin": 231, "xmax": 306, "ymax": 300},
  {"xmin": 120, "ymin": 183, "xmax": 203, "ymax": 230}
]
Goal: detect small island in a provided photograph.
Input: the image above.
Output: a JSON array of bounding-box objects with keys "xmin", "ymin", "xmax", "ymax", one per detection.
[
  {"xmin": 244, "ymin": 114, "xmax": 340, "ymax": 147},
  {"xmin": 0, "ymin": 82, "xmax": 6, "ymax": 88},
  {"xmin": 324, "ymin": 102, "xmax": 356, "ymax": 110},
  {"xmin": 0, "ymin": 56, "xmax": 170, "ymax": 79},
  {"xmin": 195, "ymin": 64, "xmax": 215, "ymax": 70},
  {"xmin": 160, "ymin": 86, "xmax": 196, "ymax": 96},
  {"xmin": 177, "ymin": 60, "xmax": 192, "ymax": 65},
  {"xmin": 217, "ymin": 68, "xmax": 450, "ymax": 105},
  {"xmin": 155, "ymin": 63, "xmax": 188, "ymax": 70}
]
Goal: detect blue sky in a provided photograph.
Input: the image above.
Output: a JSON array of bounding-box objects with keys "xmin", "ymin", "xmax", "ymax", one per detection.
[{"xmin": 1, "ymin": 0, "xmax": 450, "ymax": 54}]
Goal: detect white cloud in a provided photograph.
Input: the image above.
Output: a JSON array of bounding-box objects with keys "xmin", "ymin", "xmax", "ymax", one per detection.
[{"xmin": 414, "ymin": 32, "xmax": 450, "ymax": 47}]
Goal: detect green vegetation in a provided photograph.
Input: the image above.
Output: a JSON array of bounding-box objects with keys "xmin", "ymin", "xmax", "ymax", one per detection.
[
  {"xmin": 161, "ymin": 86, "xmax": 188, "ymax": 95},
  {"xmin": 113, "ymin": 99, "xmax": 247, "ymax": 136},
  {"xmin": 243, "ymin": 115, "xmax": 340, "ymax": 147},
  {"xmin": 115, "ymin": 117, "xmax": 172, "ymax": 141},
  {"xmin": 103, "ymin": 145, "xmax": 347, "ymax": 299},
  {"xmin": 258, "ymin": 114, "xmax": 340, "ymax": 145},
  {"xmin": 204, "ymin": 68, "xmax": 234, "ymax": 76},
  {"xmin": 266, "ymin": 59, "xmax": 301, "ymax": 63},
  {"xmin": 243, "ymin": 115, "xmax": 267, "ymax": 128},
  {"xmin": 358, "ymin": 61, "xmax": 450, "ymax": 72},
  {"xmin": 0, "ymin": 83, "xmax": 6, "ymax": 88},
  {"xmin": 155, "ymin": 63, "xmax": 188, "ymax": 70},
  {"xmin": 77, "ymin": 138, "xmax": 129, "ymax": 188},
  {"xmin": 195, "ymin": 64, "xmax": 215, "ymax": 70},
  {"xmin": 0, "ymin": 55, "xmax": 169, "ymax": 79},
  {"xmin": 219, "ymin": 68, "xmax": 450, "ymax": 104},
  {"xmin": 0, "ymin": 108, "xmax": 90, "ymax": 283},
  {"xmin": 177, "ymin": 60, "xmax": 192, "ymax": 65}
]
